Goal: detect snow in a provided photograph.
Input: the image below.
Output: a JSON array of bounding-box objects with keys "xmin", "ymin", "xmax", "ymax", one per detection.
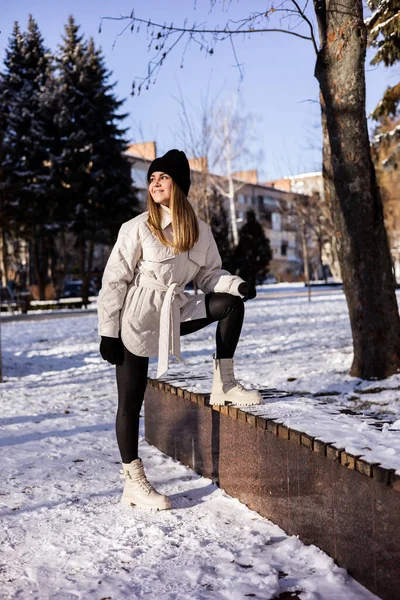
[
  {"xmin": 369, "ymin": 12, "xmax": 399, "ymax": 36},
  {"xmin": 0, "ymin": 288, "xmax": 394, "ymax": 599},
  {"xmin": 163, "ymin": 286, "xmax": 400, "ymax": 474},
  {"xmin": 373, "ymin": 123, "xmax": 400, "ymax": 145}
]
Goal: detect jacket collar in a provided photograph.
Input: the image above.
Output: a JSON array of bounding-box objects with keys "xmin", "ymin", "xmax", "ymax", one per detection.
[{"xmin": 160, "ymin": 204, "xmax": 172, "ymax": 229}]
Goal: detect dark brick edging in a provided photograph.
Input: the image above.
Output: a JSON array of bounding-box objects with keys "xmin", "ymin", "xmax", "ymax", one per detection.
[{"xmin": 148, "ymin": 378, "xmax": 400, "ymax": 493}]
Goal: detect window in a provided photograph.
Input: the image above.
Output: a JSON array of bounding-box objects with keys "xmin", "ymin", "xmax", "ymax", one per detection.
[
  {"xmin": 264, "ymin": 212, "xmax": 272, "ymax": 226},
  {"xmin": 272, "ymin": 213, "xmax": 281, "ymax": 231},
  {"xmin": 238, "ymin": 194, "xmax": 245, "ymax": 204},
  {"xmin": 281, "ymin": 241, "xmax": 288, "ymax": 256}
]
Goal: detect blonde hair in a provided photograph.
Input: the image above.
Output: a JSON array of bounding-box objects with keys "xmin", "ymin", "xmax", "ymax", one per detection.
[{"xmin": 147, "ymin": 181, "xmax": 199, "ymax": 252}]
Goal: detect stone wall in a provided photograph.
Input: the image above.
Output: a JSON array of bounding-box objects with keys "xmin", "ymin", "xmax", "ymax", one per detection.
[{"xmin": 145, "ymin": 379, "xmax": 400, "ymax": 600}]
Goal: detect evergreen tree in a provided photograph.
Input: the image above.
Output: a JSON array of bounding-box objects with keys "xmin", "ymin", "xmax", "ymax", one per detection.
[
  {"xmin": 0, "ymin": 23, "xmax": 25, "ymax": 284},
  {"xmin": 233, "ymin": 210, "xmax": 272, "ymax": 285},
  {"xmin": 366, "ymin": 1, "xmax": 400, "ymax": 273},
  {"xmin": 0, "ymin": 17, "xmax": 57, "ymax": 298},
  {"xmin": 0, "ymin": 24, "xmax": 25, "ymax": 166},
  {"xmin": 209, "ymin": 189, "xmax": 231, "ymax": 269},
  {"xmin": 367, "ymin": 0, "xmax": 400, "ymax": 168},
  {"xmin": 56, "ymin": 17, "xmax": 139, "ymax": 302}
]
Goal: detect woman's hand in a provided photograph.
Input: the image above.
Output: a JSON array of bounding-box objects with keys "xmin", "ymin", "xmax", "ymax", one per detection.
[
  {"xmin": 100, "ymin": 336, "xmax": 125, "ymax": 366},
  {"xmin": 238, "ymin": 281, "xmax": 257, "ymax": 302}
]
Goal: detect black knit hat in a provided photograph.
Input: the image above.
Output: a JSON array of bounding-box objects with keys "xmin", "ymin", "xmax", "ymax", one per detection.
[{"xmin": 147, "ymin": 149, "xmax": 191, "ymax": 197}]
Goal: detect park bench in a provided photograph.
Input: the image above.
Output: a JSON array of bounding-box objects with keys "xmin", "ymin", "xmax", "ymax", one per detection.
[{"xmin": 0, "ymin": 286, "xmax": 19, "ymax": 312}]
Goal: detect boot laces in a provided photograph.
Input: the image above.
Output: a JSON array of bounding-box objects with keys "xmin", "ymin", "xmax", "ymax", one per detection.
[
  {"xmin": 123, "ymin": 468, "xmax": 155, "ymax": 495},
  {"xmin": 135, "ymin": 476, "xmax": 155, "ymax": 494},
  {"xmin": 224, "ymin": 364, "xmax": 244, "ymax": 391},
  {"xmin": 130, "ymin": 470, "xmax": 155, "ymax": 494}
]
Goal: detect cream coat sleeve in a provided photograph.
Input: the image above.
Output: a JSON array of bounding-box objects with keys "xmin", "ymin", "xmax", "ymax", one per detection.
[
  {"xmin": 97, "ymin": 221, "xmax": 141, "ymax": 338},
  {"xmin": 194, "ymin": 226, "xmax": 245, "ymax": 296}
]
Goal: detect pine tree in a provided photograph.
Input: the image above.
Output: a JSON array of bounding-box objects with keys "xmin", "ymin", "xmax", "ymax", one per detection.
[
  {"xmin": 209, "ymin": 190, "xmax": 231, "ymax": 269},
  {"xmin": 0, "ymin": 17, "xmax": 57, "ymax": 299},
  {"xmin": 0, "ymin": 23, "xmax": 25, "ymax": 153},
  {"xmin": 0, "ymin": 23, "xmax": 25, "ymax": 285},
  {"xmin": 83, "ymin": 38, "xmax": 139, "ymax": 242},
  {"xmin": 56, "ymin": 17, "xmax": 139, "ymax": 302},
  {"xmin": 366, "ymin": 2, "xmax": 400, "ymax": 274},
  {"xmin": 367, "ymin": 0, "xmax": 400, "ymax": 166},
  {"xmin": 233, "ymin": 210, "xmax": 272, "ymax": 285},
  {"xmin": 367, "ymin": 1, "xmax": 400, "ymax": 70}
]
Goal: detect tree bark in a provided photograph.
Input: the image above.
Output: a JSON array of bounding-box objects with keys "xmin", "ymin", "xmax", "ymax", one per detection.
[
  {"xmin": 314, "ymin": 0, "xmax": 400, "ymax": 378},
  {"xmin": 301, "ymin": 218, "xmax": 311, "ymax": 300},
  {"xmin": 79, "ymin": 233, "xmax": 88, "ymax": 306},
  {"xmin": 79, "ymin": 233, "xmax": 94, "ymax": 307},
  {"xmin": 0, "ymin": 227, "xmax": 7, "ymax": 287},
  {"xmin": 223, "ymin": 118, "xmax": 239, "ymax": 246},
  {"xmin": 32, "ymin": 229, "xmax": 48, "ymax": 301}
]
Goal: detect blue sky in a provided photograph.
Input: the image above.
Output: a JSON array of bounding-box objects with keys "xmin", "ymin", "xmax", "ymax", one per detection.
[{"xmin": 2, "ymin": 0, "xmax": 398, "ymax": 180}]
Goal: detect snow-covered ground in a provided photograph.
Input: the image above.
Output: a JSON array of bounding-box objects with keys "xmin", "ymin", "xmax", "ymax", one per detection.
[
  {"xmin": 166, "ymin": 286, "xmax": 400, "ymax": 473},
  {"xmin": 1, "ymin": 289, "xmax": 395, "ymax": 599}
]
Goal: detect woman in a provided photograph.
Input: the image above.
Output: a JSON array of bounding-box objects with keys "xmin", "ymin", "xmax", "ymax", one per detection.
[{"xmin": 98, "ymin": 149, "xmax": 262, "ymax": 510}]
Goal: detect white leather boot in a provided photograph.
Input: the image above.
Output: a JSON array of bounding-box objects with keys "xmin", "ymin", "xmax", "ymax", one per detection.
[
  {"xmin": 121, "ymin": 458, "xmax": 171, "ymax": 510},
  {"xmin": 210, "ymin": 356, "xmax": 263, "ymax": 406}
]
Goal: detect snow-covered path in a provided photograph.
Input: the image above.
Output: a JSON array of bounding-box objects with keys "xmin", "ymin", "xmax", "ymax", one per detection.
[{"xmin": 0, "ymin": 303, "xmax": 383, "ymax": 599}]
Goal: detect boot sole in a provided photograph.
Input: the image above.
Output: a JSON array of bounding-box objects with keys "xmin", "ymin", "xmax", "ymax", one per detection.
[
  {"xmin": 121, "ymin": 496, "xmax": 172, "ymax": 511},
  {"xmin": 210, "ymin": 395, "xmax": 262, "ymax": 407},
  {"xmin": 209, "ymin": 396, "xmax": 228, "ymax": 406}
]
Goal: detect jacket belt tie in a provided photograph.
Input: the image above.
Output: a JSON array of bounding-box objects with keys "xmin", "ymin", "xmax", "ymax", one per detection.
[{"xmin": 136, "ymin": 276, "xmax": 187, "ymax": 378}]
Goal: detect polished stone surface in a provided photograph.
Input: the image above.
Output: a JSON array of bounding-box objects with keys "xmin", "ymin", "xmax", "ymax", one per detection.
[{"xmin": 145, "ymin": 385, "xmax": 400, "ymax": 600}]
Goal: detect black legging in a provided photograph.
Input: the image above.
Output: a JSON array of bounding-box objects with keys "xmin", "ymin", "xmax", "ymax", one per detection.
[{"xmin": 115, "ymin": 292, "xmax": 244, "ymax": 463}]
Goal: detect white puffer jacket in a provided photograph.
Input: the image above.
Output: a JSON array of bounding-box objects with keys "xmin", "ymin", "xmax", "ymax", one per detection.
[{"xmin": 98, "ymin": 206, "xmax": 245, "ymax": 377}]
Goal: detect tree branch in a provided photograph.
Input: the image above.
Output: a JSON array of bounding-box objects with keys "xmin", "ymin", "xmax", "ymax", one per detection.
[
  {"xmin": 290, "ymin": 0, "xmax": 319, "ymax": 53},
  {"xmin": 100, "ymin": 6, "xmax": 317, "ymax": 94},
  {"xmin": 101, "ymin": 15, "xmax": 314, "ymax": 39}
]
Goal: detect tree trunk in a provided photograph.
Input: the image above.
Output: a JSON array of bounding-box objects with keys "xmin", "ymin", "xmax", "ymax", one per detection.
[
  {"xmin": 0, "ymin": 315, "xmax": 3, "ymax": 383},
  {"xmin": 314, "ymin": 0, "xmax": 400, "ymax": 378},
  {"xmin": 317, "ymin": 231, "xmax": 327, "ymax": 283},
  {"xmin": 301, "ymin": 220, "xmax": 311, "ymax": 301},
  {"xmin": 327, "ymin": 234, "xmax": 341, "ymax": 280},
  {"xmin": 58, "ymin": 230, "xmax": 69, "ymax": 296},
  {"xmin": 0, "ymin": 227, "xmax": 7, "ymax": 287},
  {"xmin": 32, "ymin": 229, "xmax": 48, "ymax": 300},
  {"xmin": 79, "ymin": 233, "xmax": 87, "ymax": 306},
  {"xmin": 223, "ymin": 118, "xmax": 239, "ymax": 246},
  {"xmin": 87, "ymin": 236, "xmax": 94, "ymax": 299},
  {"xmin": 79, "ymin": 233, "xmax": 94, "ymax": 307}
]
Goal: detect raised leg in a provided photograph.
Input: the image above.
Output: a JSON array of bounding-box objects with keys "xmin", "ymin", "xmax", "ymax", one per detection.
[{"xmin": 180, "ymin": 292, "xmax": 244, "ymax": 358}]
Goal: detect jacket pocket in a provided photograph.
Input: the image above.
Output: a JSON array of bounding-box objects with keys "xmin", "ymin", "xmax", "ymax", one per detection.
[
  {"xmin": 188, "ymin": 249, "xmax": 207, "ymax": 266},
  {"xmin": 142, "ymin": 245, "xmax": 175, "ymax": 263}
]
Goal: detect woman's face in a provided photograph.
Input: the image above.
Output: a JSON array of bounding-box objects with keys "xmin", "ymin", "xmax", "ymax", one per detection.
[{"xmin": 149, "ymin": 171, "xmax": 173, "ymax": 207}]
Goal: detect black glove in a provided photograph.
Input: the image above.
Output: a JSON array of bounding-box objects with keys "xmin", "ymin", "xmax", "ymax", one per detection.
[
  {"xmin": 238, "ymin": 281, "xmax": 257, "ymax": 302},
  {"xmin": 100, "ymin": 336, "xmax": 125, "ymax": 366}
]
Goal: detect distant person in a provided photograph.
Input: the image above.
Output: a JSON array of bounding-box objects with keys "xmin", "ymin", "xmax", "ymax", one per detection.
[{"xmin": 98, "ymin": 149, "xmax": 261, "ymax": 511}]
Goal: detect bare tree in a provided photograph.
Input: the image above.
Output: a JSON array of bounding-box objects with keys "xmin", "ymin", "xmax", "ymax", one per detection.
[
  {"xmin": 173, "ymin": 91, "xmax": 259, "ymax": 245},
  {"xmin": 212, "ymin": 100, "xmax": 257, "ymax": 245},
  {"xmin": 172, "ymin": 90, "xmax": 216, "ymax": 224},
  {"xmin": 291, "ymin": 194, "xmax": 316, "ymax": 299},
  {"xmin": 102, "ymin": 0, "xmax": 400, "ymax": 379},
  {"xmin": 371, "ymin": 117, "xmax": 400, "ymax": 279}
]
